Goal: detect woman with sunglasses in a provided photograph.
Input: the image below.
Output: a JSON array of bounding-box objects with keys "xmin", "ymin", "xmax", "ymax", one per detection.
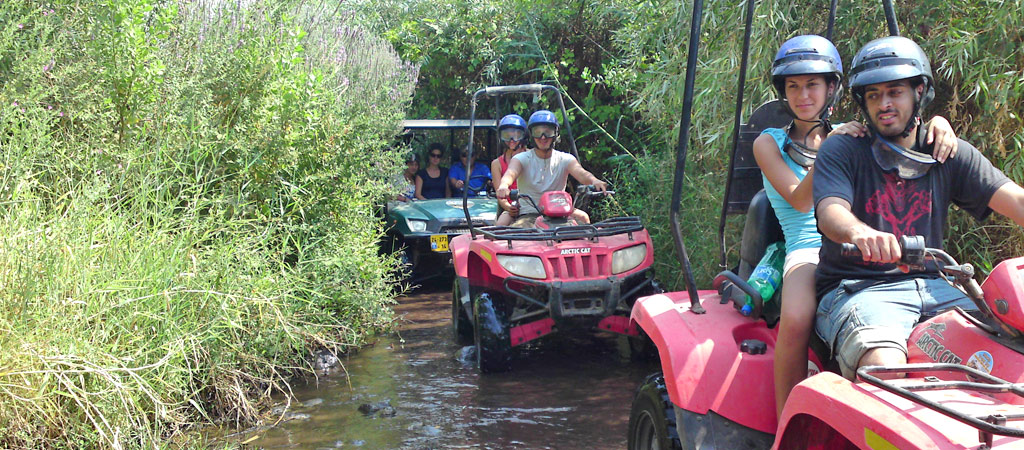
[
  {"xmin": 415, "ymin": 142, "xmax": 451, "ymax": 200},
  {"xmin": 496, "ymin": 110, "xmax": 608, "ymax": 228},
  {"xmin": 755, "ymin": 35, "xmax": 957, "ymax": 418},
  {"xmin": 492, "ymin": 114, "xmax": 529, "ymax": 226}
]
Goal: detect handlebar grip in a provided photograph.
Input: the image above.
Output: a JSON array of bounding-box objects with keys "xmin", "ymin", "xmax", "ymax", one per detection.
[
  {"xmin": 482, "ymin": 84, "xmax": 548, "ymax": 96},
  {"xmin": 841, "ymin": 243, "xmax": 861, "ymax": 258},
  {"xmin": 508, "ymin": 189, "xmax": 519, "ymax": 201},
  {"xmin": 840, "ymin": 235, "xmax": 925, "ymax": 265}
]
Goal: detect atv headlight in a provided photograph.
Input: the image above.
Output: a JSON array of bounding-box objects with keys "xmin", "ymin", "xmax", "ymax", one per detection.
[
  {"xmin": 407, "ymin": 219, "xmax": 428, "ymax": 232},
  {"xmin": 612, "ymin": 244, "xmax": 647, "ymax": 274},
  {"xmin": 497, "ymin": 255, "xmax": 547, "ymax": 279}
]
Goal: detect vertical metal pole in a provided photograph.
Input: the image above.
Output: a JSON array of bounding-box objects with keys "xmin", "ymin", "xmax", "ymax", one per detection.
[
  {"xmin": 671, "ymin": 0, "xmax": 706, "ymax": 313},
  {"xmin": 825, "ymin": 0, "xmax": 838, "ymax": 40},
  {"xmin": 882, "ymin": 0, "xmax": 900, "ymax": 36},
  {"xmin": 717, "ymin": 0, "xmax": 757, "ymax": 272},
  {"xmin": 554, "ymin": 93, "xmax": 580, "ymax": 160},
  {"xmin": 465, "ymin": 90, "xmax": 483, "ymax": 231}
]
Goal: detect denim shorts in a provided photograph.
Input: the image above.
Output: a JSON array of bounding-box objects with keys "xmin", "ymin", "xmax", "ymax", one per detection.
[{"xmin": 814, "ymin": 277, "xmax": 977, "ymax": 379}]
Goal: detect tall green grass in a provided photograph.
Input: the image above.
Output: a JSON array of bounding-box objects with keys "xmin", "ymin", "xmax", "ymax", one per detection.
[{"xmin": 0, "ymin": 0, "xmax": 416, "ymax": 447}]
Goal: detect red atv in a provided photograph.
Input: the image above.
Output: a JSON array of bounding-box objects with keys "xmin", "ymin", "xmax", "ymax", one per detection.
[
  {"xmin": 449, "ymin": 84, "xmax": 658, "ymax": 373},
  {"xmin": 626, "ymin": 1, "xmax": 1024, "ymax": 448}
]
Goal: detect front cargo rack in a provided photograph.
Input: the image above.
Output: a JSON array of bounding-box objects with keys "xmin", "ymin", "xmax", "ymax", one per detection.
[
  {"xmin": 474, "ymin": 216, "xmax": 644, "ymax": 245},
  {"xmin": 858, "ymin": 363, "xmax": 1024, "ymax": 448}
]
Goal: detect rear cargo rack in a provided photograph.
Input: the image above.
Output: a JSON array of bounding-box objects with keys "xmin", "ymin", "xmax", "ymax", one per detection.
[
  {"xmin": 859, "ymin": 363, "xmax": 1024, "ymax": 448},
  {"xmin": 475, "ymin": 216, "xmax": 644, "ymax": 246}
]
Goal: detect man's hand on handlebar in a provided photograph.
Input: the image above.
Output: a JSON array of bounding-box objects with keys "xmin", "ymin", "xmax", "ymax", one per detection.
[
  {"xmin": 496, "ymin": 185, "xmax": 510, "ymax": 200},
  {"xmin": 849, "ymin": 229, "xmax": 902, "ymax": 264},
  {"xmin": 592, "ymin": 179, "xmax": 609, "ymax": 192}
]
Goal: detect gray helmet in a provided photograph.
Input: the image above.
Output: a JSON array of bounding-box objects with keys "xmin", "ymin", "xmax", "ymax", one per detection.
[
  {"xmin": 771, "ymin": 35, "xmax": 844, "ymax": 122},
  {"xmin": 848, "ymin": 36, "xmax": 934, "ymax": 137}
]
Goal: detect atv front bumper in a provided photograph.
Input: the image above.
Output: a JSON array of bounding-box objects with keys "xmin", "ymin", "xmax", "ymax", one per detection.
[{"xmin": 503, "ymin": 268, "xmax": 655, "ymax": 320}]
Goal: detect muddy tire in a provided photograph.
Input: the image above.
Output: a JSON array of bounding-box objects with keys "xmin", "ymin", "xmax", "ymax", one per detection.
[
  {"xmin": 473, "ymin": 291, "xmax": 512, "ymax": 373},
  {"xmin": 628, "ymin": 373, "xmax": 681, "ymax": 450},
  {"xmin": 451, "ymin": 278, "xmax": 473, "ymax": 345},
  {"xmin": 626, "ymin": 329, "xmax": 659, "ymax": 362}
]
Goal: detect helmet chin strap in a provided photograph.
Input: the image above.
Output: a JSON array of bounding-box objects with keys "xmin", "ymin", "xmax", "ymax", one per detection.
[{"xmin": 898, "ymin": 90, "xmax": 923, "ymax": 139}]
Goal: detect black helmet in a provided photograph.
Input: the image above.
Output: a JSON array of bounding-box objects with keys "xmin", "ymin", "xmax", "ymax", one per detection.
[
  {"xmin": 848, "ymin": 36, "xmax": 934, "ymax": 137},
  {"xmin": 771, "ymin": 35, "xmax": 844, "ymax": 122}
]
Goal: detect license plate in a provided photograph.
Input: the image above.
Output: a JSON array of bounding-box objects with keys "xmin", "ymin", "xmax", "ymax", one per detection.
[{"xmin": 430, "ymin": 234, "xmax": 449, "ymax": 252}]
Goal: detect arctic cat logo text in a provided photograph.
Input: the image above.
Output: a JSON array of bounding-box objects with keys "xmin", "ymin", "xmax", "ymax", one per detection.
[
  {"xmin": 560, "ymin": 248, "xmax": 591, "ymax": 255},
  {"xmin": 915, "ymin": 332, "xmax": 962, "ymax": 364}
]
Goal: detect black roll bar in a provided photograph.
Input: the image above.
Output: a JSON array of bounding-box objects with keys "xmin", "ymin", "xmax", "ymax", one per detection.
[
  {"xmin": 717, "ymin": 0, "xmax": 758, "ymax": 272},
  {"xmin": 670, "ymin": 0, "xmax": 706, "ymax": 313},
  {"xmin": 825, "ymin": 0, "xmax": 838, "ymax": 40},
  {"xmin": 883, "ymin": 0, "xmax": 900, "ymax": 36}
]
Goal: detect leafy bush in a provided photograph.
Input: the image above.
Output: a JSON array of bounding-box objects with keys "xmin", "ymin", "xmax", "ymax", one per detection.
[{"xmin": 0, "ymin": 0, "xmax": 416, "ymax": 447}]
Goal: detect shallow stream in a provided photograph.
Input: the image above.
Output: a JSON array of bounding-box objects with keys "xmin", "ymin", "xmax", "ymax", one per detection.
[{"xmin": 219, "ymin": 280, "xmax": 657, "ymax": 449}]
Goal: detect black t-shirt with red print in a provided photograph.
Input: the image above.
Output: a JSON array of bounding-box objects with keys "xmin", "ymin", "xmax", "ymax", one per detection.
[{"xmin": 812, "ymin": 133, "xmax": 1010, "ymax": 298}]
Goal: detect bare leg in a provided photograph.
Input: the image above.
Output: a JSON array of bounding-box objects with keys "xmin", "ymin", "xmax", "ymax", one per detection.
[
  {"xmin": 571, "ymin": 209, "xmax": 590, "ymax": 224},
  {"xmin": 857, "ymin": 348, "xmax": 907, "ymax": 379},
  {"xmin": 495, "ymin": 211, "xmax": 512, "ymax": 226},
  {"xmin": 773, "ymin": 263, "xmax": 817, "ymax": 419}
]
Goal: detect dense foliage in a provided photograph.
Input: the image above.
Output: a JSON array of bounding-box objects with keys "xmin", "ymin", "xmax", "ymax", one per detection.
[{"xmin": 0, "ymin": 0, "xmax": 415, "ymax": 447}]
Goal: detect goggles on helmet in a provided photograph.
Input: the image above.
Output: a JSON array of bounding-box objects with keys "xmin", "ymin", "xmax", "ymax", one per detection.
[
  {"xmin": 870, "ymin": 136, "xmax": 937, "ymax": 179},
  {"xmin": 500, "ymin": 128, "xmax": 526, "ymax": 142},
  {"xmin": 785, "ymin": 140, "xmax": 818, "ymax": 168},
  {"xmin": 531, "ymin": 127, "xmax": 557, "ymax": 139}
]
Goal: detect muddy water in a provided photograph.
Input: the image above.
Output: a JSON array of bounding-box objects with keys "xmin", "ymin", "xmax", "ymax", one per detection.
[{"xmin": 232, "ymin": 280, "xmax": 658, "ymax": 449}]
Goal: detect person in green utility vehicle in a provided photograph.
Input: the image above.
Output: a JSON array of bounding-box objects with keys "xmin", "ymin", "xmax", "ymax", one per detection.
[{"xmin": 416, "ymin": 142, "xmax": 451, "ymax": 200}]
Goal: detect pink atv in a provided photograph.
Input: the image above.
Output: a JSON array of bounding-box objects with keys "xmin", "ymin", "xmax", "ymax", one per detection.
[
  {"xmin": 629, "ymin": 236, "xmax": 1024, "ymax": 449},
  {"xmin": 626, "ymin": 0, "xmax": 1024, "ymax": 448},
  {"xmin": 450, "ymin": 84, "xmax": 658, "ymax": 373}
]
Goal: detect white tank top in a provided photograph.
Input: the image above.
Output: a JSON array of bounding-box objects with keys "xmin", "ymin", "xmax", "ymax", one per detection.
[{"xmin": 512, "ymin": 149, "xmax": 575, "ymax": 215}]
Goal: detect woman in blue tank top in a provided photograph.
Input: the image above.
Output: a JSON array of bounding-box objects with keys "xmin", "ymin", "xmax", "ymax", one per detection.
[{"xmin": 753, "ymin": 35, "xmax": 958, "ymax": 417}]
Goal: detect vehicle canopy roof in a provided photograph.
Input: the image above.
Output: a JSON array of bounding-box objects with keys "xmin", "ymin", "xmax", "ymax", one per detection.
[{"xmin": 401, "ymin": 119, "xmax": 497, "ymax": 130}]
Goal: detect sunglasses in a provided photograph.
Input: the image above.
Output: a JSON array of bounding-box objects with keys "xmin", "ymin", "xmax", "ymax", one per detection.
[
  {"xmin": 531, "ymin": 128, "xmax": 557, "ymax": 139},
  {"xmin": 429, "ymin": 153, "xmax": 442, "ymax": 158},
  {"xmin": 500, "ymin": 129, "xmax": 526, "ymax": 142}
]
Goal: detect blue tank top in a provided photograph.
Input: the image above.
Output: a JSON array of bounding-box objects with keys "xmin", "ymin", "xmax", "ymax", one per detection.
[{"xmin": 760, "ymin": 128, "xmax": 820, "ymax": 252}]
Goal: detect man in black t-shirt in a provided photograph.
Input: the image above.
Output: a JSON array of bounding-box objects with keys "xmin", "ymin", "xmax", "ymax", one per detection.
[{"xmin": 812, "ymin": 36, "xmax": 1024, "ymax": 379}]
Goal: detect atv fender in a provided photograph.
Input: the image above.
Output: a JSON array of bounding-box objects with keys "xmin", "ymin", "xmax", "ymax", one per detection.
[
  {"xmin": 451, "ymin": 234, "xmax": 473, "ymax": 278},
  {"xmin": 631, "ymin": 290, "xmax": 800, "ymax": 434},
  {"xmin": 775, "ymin": 372, "xmax": 974, "ymax": 449}
]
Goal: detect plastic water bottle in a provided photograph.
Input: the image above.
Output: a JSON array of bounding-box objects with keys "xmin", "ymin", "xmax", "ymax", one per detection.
[{"xmin": 740, "ymin": 241, "xmax": 786, "ymax": 316}]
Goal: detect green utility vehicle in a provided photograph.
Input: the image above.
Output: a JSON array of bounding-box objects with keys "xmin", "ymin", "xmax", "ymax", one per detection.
[{"xmin": 383, "ymin": 119, "xmax": 500, "ymax": 283}]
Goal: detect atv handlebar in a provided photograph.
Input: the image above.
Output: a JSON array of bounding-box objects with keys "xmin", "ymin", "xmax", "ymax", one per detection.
[
  {"xmin": 842, "ymin": 235, "xmax": 992, "ymax": 324},
  {"xmin": 840, "ymin": 235, "xmax": 927, "ymax": 267}
]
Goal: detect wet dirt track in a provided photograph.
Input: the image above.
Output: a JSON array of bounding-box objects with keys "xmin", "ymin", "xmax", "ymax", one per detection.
[{"xmin": 237, "ymin": 279, "xmax": 659, "ymax": 449}]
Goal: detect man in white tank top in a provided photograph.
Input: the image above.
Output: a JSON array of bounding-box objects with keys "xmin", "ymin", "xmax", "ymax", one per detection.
[{"xmin": 495, "ymin": 110, "xmax": 608, "ymax": 227}]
